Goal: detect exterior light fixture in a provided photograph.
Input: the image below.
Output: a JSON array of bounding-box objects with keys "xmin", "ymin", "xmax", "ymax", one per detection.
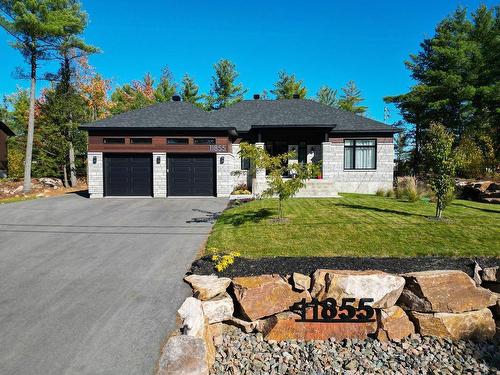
[
  {"xmin": 220, "ymin": 156, "xmax": 224, "ymax": 164},
  {"xmin": 156, "ymin": 156, "xmax": 161, "ymax": 164},
  {"xmin": 92, "ymin": 156, "xmax": 97, "ymax": 164}
]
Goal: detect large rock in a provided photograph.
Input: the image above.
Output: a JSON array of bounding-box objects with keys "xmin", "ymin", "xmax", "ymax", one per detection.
[
  {"xmin": 311, "ymin": 269, "xmax": 405, "ymax": 308},
  {"xmin": 292, "ymin": 272, "xmax": 311, "ymax": 291},
  {"xmin": 232, "ymin": 274, "xmax": 308, "ymax": 321},
  {"xmin": 264, "ymin": 311, "xmax": 377, "ymax": 341},
  {"xmin": 157, "ymin": 335, "xmax": 208, "ymax": 375},
  {"xmin": 408, "ymin": 308, "xmax": 496, "ymax": 340},
  {"xmin": 184, "ymin": 274, "xmax": 231, "ymax": 301},
  {"xmin": 482, "ymin": 266, "xmax": 499, "ymax": 283},
  {"xmin": 177, "ymin": 297, "xmax": 205, "ymax": 337},
  {"xmin": 376, "ymin": 306, "xmax": 415, "ymax": 341},
  {"xmin": 201, "ymin": 293, "xmax": 234, "ymax": 324},
  {"xmin": 398, "ymin": 270, "xmax": 494, "ymax": 313}
]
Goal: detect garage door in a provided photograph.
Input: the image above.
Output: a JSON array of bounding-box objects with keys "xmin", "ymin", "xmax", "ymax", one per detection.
[
  {"xmin": 168, "ymin": 155, "xmax": 215, "ymax": 196},
  {"xmin": 104, "ymin": 154, "xmax": 152, "ymax": 196}
]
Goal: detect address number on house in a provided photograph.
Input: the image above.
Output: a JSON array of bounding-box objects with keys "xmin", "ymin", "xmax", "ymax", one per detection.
[
  {"xmin": 291, "ymin": 298, "xmax": 375, "ymax": 323},
  {"xmin": 208, "ymin": 144, "xmax": 227, "ymax": 152}
]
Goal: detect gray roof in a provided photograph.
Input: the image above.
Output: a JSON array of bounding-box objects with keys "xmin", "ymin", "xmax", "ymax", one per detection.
[{"xmin": 81, "ymin": 99, "xmax": 396, "ymax": 133}]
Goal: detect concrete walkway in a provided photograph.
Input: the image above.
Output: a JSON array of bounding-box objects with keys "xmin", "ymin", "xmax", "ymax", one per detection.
[{"xmin": 0, "ymin": 194, "xmax": 228, "ymax": 375}]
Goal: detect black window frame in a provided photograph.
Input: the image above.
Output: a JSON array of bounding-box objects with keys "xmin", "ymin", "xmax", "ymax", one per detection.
[
  {"xmin": 344, "ymin": 139, "xmax": 377, "ymax": 170},
  {"xmin": 167, "ymin": 138, "xmax": 189, "ymax": 145},
  {"xmin": 130, "ymin": 137, "xmax": 152, "ymax": 144},
  {"xmin": 103, "ymin": 138, "xmax": 125, "ymax": 144},
  {"xmin": 241, "ymin": 157, "xmax": 251, "ymax": 171},
  {"xmin": 193, "ymin": 137, "xmax": 216, "ymax": 145}
]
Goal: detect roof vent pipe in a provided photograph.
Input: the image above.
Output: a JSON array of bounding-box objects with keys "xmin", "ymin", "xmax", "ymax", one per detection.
[
  {"xmin": 172, "ymin": 95, "xmax": 181, "ymax": 102},
  {"xmin": 253, "ymin": 94, "xmax": 260, "ymax": 100},
  {"xmin": 292, "ymin": 93, "xmax": 300, "ymax": 99}
]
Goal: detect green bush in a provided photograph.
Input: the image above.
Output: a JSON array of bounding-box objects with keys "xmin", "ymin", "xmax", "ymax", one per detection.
[
  {"xmin": 395, "ymin": 176, "xmax": 422, "ymax": 202},
  {"xmin": 375, "ymin": 188, "xmax": 385, "ymax": 197},
  {"xmin": 385, "ymin": 189, "xmax": 394, "ymax": 198}
]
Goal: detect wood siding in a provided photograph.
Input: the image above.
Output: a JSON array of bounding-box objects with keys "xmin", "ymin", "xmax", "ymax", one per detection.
[{"xmin": 0, "ymin": 130, "xmax": 8, "ymax": 170}]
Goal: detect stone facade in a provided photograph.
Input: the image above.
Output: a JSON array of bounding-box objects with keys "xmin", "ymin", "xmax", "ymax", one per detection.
[
  {"xmin": 153, "ymin": 152, "xmax": 167, "ymax": 198},
  {"xmin": 87, "ymin": 152, "xmax": 103, "ymax": 198},
  {"xmin": 216, "ymin": 152, "xmax": 234, "ymax": 197}
]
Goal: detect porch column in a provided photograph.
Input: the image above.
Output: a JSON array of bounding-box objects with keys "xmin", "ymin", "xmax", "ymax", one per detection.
[
  {"xmin": 253, "ymin": 142, "xmax": 267, "ymax": 195},
  {"xmin": 322, "ymin": 142, "xmax": 334, "ymax": 180},
  {"xmin": 87, "ymin": 152, "xmax": 103, "ymax": 198},
  {"xmin": 153, "ymin": 152, "xmax": 167, "ymax": 198}
]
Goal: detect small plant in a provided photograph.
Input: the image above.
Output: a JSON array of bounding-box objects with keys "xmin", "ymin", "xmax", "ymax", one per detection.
[
  {"xmin": 210, "ymin": 251, "xmax": 241, "ymax": 272},
  {"xmin": 385, "ymin": 189, "xmax": 394, "ymax": 198},
  {"xmin": 375, "ymin": 188, "xmax": 385, "ymax": 197},
  {"xmin": 395, "ymin": 176, "xmax": 422, "ymax": 202}
]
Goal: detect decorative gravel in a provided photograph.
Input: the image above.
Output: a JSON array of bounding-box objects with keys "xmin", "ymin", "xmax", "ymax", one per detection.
[{"xmin": 211, "ymin": 329, "xmax": 500, "ymax": 375}]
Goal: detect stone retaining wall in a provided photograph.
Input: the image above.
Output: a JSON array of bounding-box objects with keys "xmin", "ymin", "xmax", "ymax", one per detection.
[{"xmin": 158, "ymin": 267, "xmax": 499, "ymax": 375}]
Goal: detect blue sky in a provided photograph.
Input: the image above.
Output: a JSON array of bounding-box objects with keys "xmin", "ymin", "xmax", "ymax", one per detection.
[{"xmin": 0, "ymin": 0, "xmax": 495, "ymax": 123}]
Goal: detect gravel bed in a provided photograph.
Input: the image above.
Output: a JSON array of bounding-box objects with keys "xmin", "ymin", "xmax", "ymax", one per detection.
[
  {"xmin": 191, "ymin": 256, "xmax": 499, "ymax": 278},
  {"xmin": 211, "ymin": 328, "xmax": 500, "ymax": 375}
]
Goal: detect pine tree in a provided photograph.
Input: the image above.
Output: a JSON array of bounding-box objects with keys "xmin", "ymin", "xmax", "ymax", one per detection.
[
  {"xmin": 316, "ymin": 85, "xmax": 338, "ymax": 107},
  {"xmin": 271, "ymin": 71, "xmax": 307, "ymax": 99},
  {"xmin": 338, "ymin": 81, "xmax": 367, "ymax": 114},
  {"xmin": 155, "ymin": 67, "xmax": 176, "ymax": 102},
  {"xmin": 181, "ymin": 74, "xmax": 201, "ymax": 105},
  {"xmin": 205, "ymin": 59, "xmax": 247, "ymax": 110},
  {"xmin": 0, "ymin": 0, "xmax": 96, "ymax": 192}
]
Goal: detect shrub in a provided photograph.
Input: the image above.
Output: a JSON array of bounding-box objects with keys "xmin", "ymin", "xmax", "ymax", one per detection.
[
  {"xmin": 395, "ymin": 176, "xmax": 422, "ymax": 202},
  {"xmin": 210, "ymin": 251, "xmax": 241, "ymax": 272},
  {"xmin": 385, "ymin": 189, "xmax": 394, "ymax": 198},
  {"xmin": 375, "ymin": 188, "xmax": 385, "ymax": 197}
]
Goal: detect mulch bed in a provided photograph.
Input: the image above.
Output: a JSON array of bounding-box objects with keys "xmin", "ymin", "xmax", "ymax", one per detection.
[{"xmin": 190, "ymin": 256, "xmax": 499, "ymax": 278}]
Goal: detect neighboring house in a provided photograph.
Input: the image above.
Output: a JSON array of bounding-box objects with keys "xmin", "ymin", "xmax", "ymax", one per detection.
[
  {"xmin": 80, "ymin": 95, "xmax": 398, "ymax": 198},
  {"xmin": 0, "ymin": 121, "xmax": 15, "ymax": 178}
]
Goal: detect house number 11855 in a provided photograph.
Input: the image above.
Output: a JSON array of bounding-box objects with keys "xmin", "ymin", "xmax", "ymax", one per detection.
[{"xmin": 291, "ymin": 298, "xmax": 375, "ymax": 323}]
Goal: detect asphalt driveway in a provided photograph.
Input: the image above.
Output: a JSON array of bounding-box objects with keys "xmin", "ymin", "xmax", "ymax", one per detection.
[{"xmin": 0, "ymin": 194, "xmax": 228, "ymax": 375}]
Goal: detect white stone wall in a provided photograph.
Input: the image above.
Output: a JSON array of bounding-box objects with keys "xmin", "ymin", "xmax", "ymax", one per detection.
[
  {"xmin": 231, "ymin": 143, "xmax": 249, "ymax": 189},
  {"xmin": 322, "ymin": 142, "xmax": 335, "ymax": 180},
  {"xmin": 216, "ymin": 152, "xmax": 235, "ymax": 197},
  {"xmin": 87, "ymin": 152, "xmax": 103, "ymax": 198},
  {"xmin": 153, "ymin": 152, "xmax": 167, "ymax": 198},
  {"xmin": 329, "ymin": 140, "xmax": 394, "ymax": 194}
]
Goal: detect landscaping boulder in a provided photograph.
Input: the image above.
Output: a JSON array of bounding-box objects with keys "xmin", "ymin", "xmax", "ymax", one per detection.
[
  {"xmin": 177, "ymin": 297, "xmax": 205, "ymax": 338},
  {"xmin": 263, "ymin": 311, "xmax": 378, "ymax": 341},
  {"xmin": 184, "ymin": 274, "xmax": 231, "ymax": 301},
  {"xmin": 398, "ymin": 270, "xmax": 494, "ymax": 313},
  {"xmin": 376, "ymin": 306, "xmax": 415, "ymax": 341},
  {"xmin": 232, "ymin": 274, "xmax": 309, "ymax": 321},
  {"xmin": 482, "ymin": 266, "xmax": 499, "ymax": 283},
  {"xmin": 311, "ymin": 269, "xmax": 405, "ymax": 308},
  {"xmin": 408, "ymin": 308, "xmax": 496, "ymax": 340},
  {"xmin": 157, "ymin": 335, "xmax": 208, "ymax": 375},
  {"xmin": 201, "ymin": 293, "xmax": 234, "ymax": 324},
  {"xmin": 292, "ymin": 272, "xmax": 311, "ymax": 291}
]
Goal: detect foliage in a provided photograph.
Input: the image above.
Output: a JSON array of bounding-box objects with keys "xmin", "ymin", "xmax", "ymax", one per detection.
[
  {"xmin": 271, "ymin": 71, "xmax": 307, "ymax": 99},
  {"xmin": 6, "ymin": 141, "xmax": 24, "ymax": 178},
  {"xmin": 209, "ymin": 250, "xmax": 241, "ymax": 272},
  {"xmin": 205, "ymin": 59, "xmax": 246, "ymax": 110},
  {"xmin": 385, "ymin": 189, "xmax": 394, "ymax": 198},
  {"xmin": 394, "ymin": 176, "xmax": 425, "ymax": 202},
  {"xmin": 316, "ymin": 85, "xmax": 338, "ymax": 107},
  {"xmin": 455, "ymin": 135, "xmax": 496, "ymax": 178},
  {"xmin": 232, "ymin": 183, "xmax": 251, "ymax": 195},
  {"xmin": 238, "ymin": 142, "xmax": 319, "ymax": 220},
  {"xmin": 385, "ymin": 5, "xmax": 500, "ymax": 174},
  {"xmin": 154, "ymin": 67, "xmax": 176, "ymax": 102},
  {"xmin": 181, "ymin": 74, "xmax": 202, "ymax": 105},
  {"xmin": 422, "ymin": 124, "xmax": 456, "ymax": 218},
  {"xmin": 375, "ymin": 188, "xmax": 385, "ymax": 197},
  {"xmin": 337, "ymin": 81, "xmax": 367, "ymax": 114}
]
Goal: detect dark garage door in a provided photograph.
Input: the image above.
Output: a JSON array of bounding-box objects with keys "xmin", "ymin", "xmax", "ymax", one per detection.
[
  {"xmin": 104, "ymin": 154, "xmax": 152, "ymax": 196},
  {"xmin": 168, "ymin": 155, "xmax": 215, "ymax": 196}
]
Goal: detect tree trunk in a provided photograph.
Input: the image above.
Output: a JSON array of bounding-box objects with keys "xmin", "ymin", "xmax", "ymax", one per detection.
[
  {"xmin": 23, "ymin": 57, "xmax": 37, "ymax": 193},
  {"xmin": 63, "ymin": 164, "xmax": 69, "ymax": 188},
  {"xmin": 69, "ymin": 141, "xmax": 77, "ymax": 187},
  {"xmin": 435, "ymin": 198, "xmax": 442, "ymax": 219}
]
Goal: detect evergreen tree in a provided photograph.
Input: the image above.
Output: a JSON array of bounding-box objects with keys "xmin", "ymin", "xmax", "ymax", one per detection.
[
  {"xmin": 205, "ymin": 59, "xmax": 247, "ymax": 110},
  {"xmin": 316, "ymin": 85, "xmax": 338, "ymax": 107},
  {"xmin": 155, "ymin": 67, "xmax": 176, "ymax": 102},
  {"xmin": 181, "ymin": 74, "xmax": 201, "ymax": 105},
  {"xmin": 0, "ymin": 0, "xmax": 96, "ymax": 192},
  {"xmin": 271, "ymin": 71, "xmax": 307, "ymax": 99},
  {"xmin": 338, "ymin": 81, "xmax": 367, "ymax": 114}
]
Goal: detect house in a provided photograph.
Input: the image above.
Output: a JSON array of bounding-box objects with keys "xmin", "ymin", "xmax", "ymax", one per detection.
[
  {"xmin": 80, "ymin": 95, "xmax": 398, "ymax": 198},
  {"xmin": 0, "ymin": 121, "xmax": 15, "ymax": 178}
]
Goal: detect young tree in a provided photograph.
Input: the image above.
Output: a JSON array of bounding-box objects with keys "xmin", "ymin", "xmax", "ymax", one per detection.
[
  {"xmin": 316, "ymin": 85, "xmax": 338, "ymax": 107},
  {"xmin": 180, "ymin": 74, "xmax": 201, "ymax": 105},
  {"xmin": 0, "ymin": 0, "xmax": 93, "ymax": 192},
  {"xmin": 338, "ymin": 80, "xmax": 367, "ymax": 114},
  {"xmin": 237, "ymin": 142, "xmax": 319, "ymax": 221},
  {"xmin": 271, "ymin": 71, "xmax": 307, "ymax": 99},
  {"xmin": 422, "ymin": 123, "xmax": 456, "ymax": 219},
  {"xmin": 154, "ymin": 67, "xmax": 176, "ymax": 102},
  {"xmin": 205, "ymin": 59, "xmax": 247, "ymax": 110}
]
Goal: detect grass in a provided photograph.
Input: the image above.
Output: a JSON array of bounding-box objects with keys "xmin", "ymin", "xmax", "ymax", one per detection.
[
  {"xmin": 206, "ymin": 194, "xmax": 500, "ymax": 258},
  {"xmin": 0, "ymin": 195, "xmax": 38, "ymax": 204}
]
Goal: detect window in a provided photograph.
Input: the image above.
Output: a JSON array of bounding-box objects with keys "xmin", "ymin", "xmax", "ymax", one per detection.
[
  {"xmin": 193, "ymin": 138, "xmax": 216, "ymax": 145},
  {"xmin": 167, "ymin": 138, "xmax": 189, "ymax": 144},
  {"xmin": 130, "ymin": 138, "xmax": 152, "ymax": 144},
  {"xmin": 344, "ymin": 139, "xmax": 376, "ymax": 170},
  {"xmin": 103, "ymin": 138, "xmax": 125, "ymax": 144},
  {"xmin": 241, "ymin": 157, "xmax": 250, "ymax": 170}
]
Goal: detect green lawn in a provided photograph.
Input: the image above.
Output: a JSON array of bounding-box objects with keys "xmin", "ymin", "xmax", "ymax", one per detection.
[
  {"xmin": 0, "ymin": 195, "xmax": 37, "ymax": 204},
  {"xmin": 206, "ymin": 194, "xmax": 500, "ymax": 258}
]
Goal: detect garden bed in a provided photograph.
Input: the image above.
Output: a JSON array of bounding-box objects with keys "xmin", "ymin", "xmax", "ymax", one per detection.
[{"xmin": 190, "ymin": 256, "xmax": 499, "ymax": 278}]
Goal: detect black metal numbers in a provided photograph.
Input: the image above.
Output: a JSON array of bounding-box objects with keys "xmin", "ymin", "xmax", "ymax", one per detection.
[{"xmin": 291, "ymin": 298, "xmax": 375, "ymax": 323}]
